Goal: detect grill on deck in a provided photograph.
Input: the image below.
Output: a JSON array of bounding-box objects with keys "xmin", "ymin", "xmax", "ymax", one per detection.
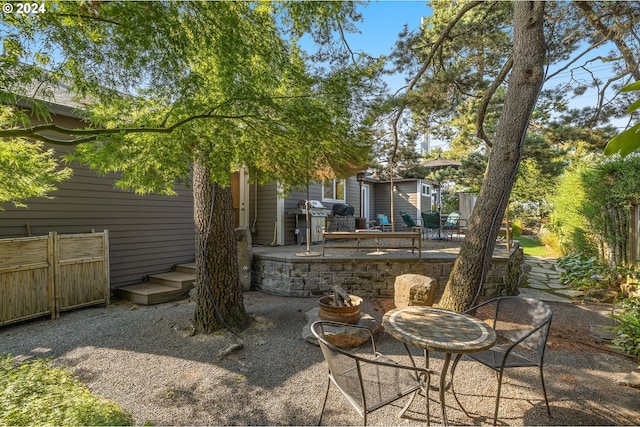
[{"xmin": 287, "ymin": 200, "xmax": 327, "ymax": 244}]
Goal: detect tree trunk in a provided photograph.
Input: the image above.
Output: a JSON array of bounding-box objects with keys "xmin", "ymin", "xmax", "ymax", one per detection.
[
  {"xmin": 192, "ymin": 160, "xmax": 250, "ymax": 333},
  {"xmin": 439, "ymin": 1, "xmax": 546, "ymax": 311}
]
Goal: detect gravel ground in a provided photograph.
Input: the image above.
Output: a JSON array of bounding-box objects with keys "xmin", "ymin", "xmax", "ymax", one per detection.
[{"xmin": 1, "ymin": 291, "xmax": 639, "ymax": 426}]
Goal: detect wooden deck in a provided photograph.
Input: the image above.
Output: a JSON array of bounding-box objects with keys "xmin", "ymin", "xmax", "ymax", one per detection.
[
  {"xmin": 253, "ymin": 236, "xmax": 470, "ymax": 260},
  {"xmin": 321, "ymin": 231, "xmax": 423, "ymax": 257}
]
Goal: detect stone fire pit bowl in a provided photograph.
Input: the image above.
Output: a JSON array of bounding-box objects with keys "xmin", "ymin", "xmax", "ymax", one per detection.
[{"xmin": 317, "ymin": 295, "xmax": 363, "ymax": 324}]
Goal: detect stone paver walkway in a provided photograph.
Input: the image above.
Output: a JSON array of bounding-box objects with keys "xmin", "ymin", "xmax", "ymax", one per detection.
[
  {"xmin": 518, "ymin": 254, "xmax": 583, "ymax": 303},
  {"xmin": 518, "ymin": 254, "xmax": 640, "ymax": 389}
]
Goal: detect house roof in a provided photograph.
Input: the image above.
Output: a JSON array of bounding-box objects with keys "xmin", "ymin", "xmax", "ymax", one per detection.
[
  {"xmin": 15, "ymin": 80, "xmax": 86, "ymax": 119},
  {"xmin": 423, "ymin": 158, "xmax": 462, "ymax": 169}
]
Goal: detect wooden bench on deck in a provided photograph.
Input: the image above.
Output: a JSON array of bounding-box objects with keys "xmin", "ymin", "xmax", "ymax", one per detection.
[{"xmin": 321, "ymin": 230, "xmax": 422, "ymax": 258}]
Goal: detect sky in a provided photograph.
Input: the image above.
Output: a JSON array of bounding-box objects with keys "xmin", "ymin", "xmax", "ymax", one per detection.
[
  {"xmin": 344, "ymin": 1, "xmax": 431, "ymax": 92},
  {"xmin": 339, "ymin": 1, "xmax": 630, "ymax": 136},
  {"xmin": 349, "ymin": 1, "xmax": 430, "ymax": 58}
]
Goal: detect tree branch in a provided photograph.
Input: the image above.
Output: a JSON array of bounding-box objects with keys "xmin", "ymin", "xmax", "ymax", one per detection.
[
  {"xmin": 544, "ymin": 39, "xmax": 607, "ymax": 82},
  {"xmin": 476, "ymin": 57, "xmax": 513, "ymax": 148},
  {"xmin": 0, "ymin": 113, "xmax": 261, "ymax": 145},
  {"xmin": 574, "ymin": 1, "xmax": 640, "ymax": 80},
  {"xmin": 391, "ymin": 1, "xmax": 484, "ymax": 163}
]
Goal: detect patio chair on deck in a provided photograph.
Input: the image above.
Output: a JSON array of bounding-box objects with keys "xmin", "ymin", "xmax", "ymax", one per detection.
[
  {"xmin": 372, "ymin": 214, "xmax": 392, "ymax": 232},
  {"xmin": 311, "ymin": 320, "xmax": 436, "ymax": 426},
  {"xmin": 451, "ymin": 296, "xmax": 553, "ymax": 425},
  {"xmin": 442, "ymin": 211, "xmax": 461, "ymax": 240},
  {"xmin": 420, "ymin": 211, "xmax": 441, "ymax": 239},
  {"xmin": 399, "ymin": 212, "xmax": 423, "ymax": 234}
]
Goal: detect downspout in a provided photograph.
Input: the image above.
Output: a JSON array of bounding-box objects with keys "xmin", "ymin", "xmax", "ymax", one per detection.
[
  {"xmin": 417, "ymin": 180, "xmax": 422, "ymax": 220},
  {"xmin": 275, "ymin": 183, "xmax": 285, "ymax": 246},
  {"xmin": 251, "ymin": 182, "xmax": 258, "ymax": 234}
]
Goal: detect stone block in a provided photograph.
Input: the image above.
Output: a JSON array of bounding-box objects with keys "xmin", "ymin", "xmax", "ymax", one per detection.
[{"xmin": 394, "ymin": 274, "xmax": 437, "ymax": 308}]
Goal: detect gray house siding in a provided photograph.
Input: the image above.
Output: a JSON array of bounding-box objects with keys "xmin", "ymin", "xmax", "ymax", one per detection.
[
  {"xmin": 251, "ymin": 184, "xmax": 278, "ymax": 246},
  {"xmin": 1, "ymin": 152, "xmax": 195, "ymax": 289},
  {"xmin": 373, "ymin": 179, "xmax": 432, "ymax": 231},
  {"xmin": 250, "ymin": 177, "xmax": 363, "ymax": 245},
  {"xmin": 284, "ymin": 187, "xmax": 308, "ymax": 245},
  {"xmin": 393, "ymin": 181, "xmax": 418, "ymax": 229}
]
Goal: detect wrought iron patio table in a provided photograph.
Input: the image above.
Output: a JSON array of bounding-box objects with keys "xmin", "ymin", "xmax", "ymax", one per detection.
[{"xmin": 383, "ymin": 306, "xmax": 497, "ymax": 425}]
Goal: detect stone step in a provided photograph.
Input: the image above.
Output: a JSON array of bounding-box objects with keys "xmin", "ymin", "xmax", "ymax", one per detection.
[
  {"xmin": 149, "ymin": 271, "xmax": 195, "ymax": 290},
  {"xmin": 175, "ymin": 263, "xmax": 196, "ymax": 274},
  {"xmin": 116, "ymin": 283, "xmax": 190, "ymax": 305}
]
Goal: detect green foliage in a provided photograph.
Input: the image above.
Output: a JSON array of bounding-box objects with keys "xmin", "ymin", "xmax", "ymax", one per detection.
[
  {"xmin": 0, "ymin": 137, "xmax": 72, "ymax": 209},
  {"xmin": 538, "ymin": 225, "xmax": 561, "ymax": 255},
  {"xmin": 1, "ymin": 1, "xmax": 377, "ymax": 200},
  {"xmin": 451, "ymin": 151, "xmax": 487, "ymax": 193},
  {"xmin": 401, "ymin": 1, "xmax": 513, "ymax": 144},
  {"xmin": 610, "ymin": 297, "xmax": 640, "ymax": 360},
  {"xmin": 547, "ymin": 161, "xmax": 594, "ymax": 256},
  {"xmin": 557, "ymin": 253, "xmax": 608, "ymax": 290},
  {"xmin": 604, "ymin": 81, "xmax": 640, "ymax": 157},
  {"xmin": 0, "ymin": 105, "xmax": 72, "ymax": 209},
  {"xmin": 511, "ymin": 219, "xmax": 522, "ymax": 238},
  {"xmin": 0, "ymin": 355, "xmax": 133, "ymax": 426},
  {"xmin": 547, "ymin": 154, "xmax": 640, "ymax": 263}
]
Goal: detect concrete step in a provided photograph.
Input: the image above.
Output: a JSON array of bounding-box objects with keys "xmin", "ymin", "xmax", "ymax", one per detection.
[
  {"xmin": 116, "ymin": 283, "xmax": 190, "ymax": 305},
  {"xmin": 148, "ymin": 271, "xmax": 195, "ymax": 290},
  {"xmin": 175, "ymin": 263, "xmax": 196, "ymax": 274}
]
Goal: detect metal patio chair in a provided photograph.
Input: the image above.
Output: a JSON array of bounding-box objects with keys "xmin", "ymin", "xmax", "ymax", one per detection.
[
  {"xmin": 400, "ymin": 211, "xmax": 423, "ymax": 234},
  {"xmin": 442, "ymin": 211, "xmax": 461, "ymax": 240},
  {"xmin": 311, "ymin": 320, "xmax": 436, "ymax": 426},
  {"xmin": 420, "ymin": 211, "xmax": 441, "ymax": 239},
  {"xmin": 451, "ymin": 296, "xmax": 553, "ymax": 425},
  {"xmin": 372, "ymin": 214, "xmax": 392, "ymax": 232}
]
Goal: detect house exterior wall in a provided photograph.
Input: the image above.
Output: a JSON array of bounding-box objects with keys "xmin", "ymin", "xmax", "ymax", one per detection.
[
  {"xmin": 418, "ymin": 181, "xmax": 433, "ymax": 223},
  {"xmin": 251, "ymin": 183, "xmax": 278, "ymax": 246},
  {"xmin": 373, "ymin": 179, "xmax": 431, "ymax": 231},
  {"xmin": 362, "ymin": 181, "xmax": 376, "ymax": 224},
  {"xmin": 251, "ymin": 177, "xmax": 365, "ymax": 245},
  {"xmin": 374, "ymin": 182, "xmax": 392, "ymax": 222},
  {"xmin": 1, "ymin": 144, "xmax": 195, "ymax": 289},
  {"xmin": 394, "ymin": 181, "xmax": 420, "ymax": 229},
  {"xmin": 324, "ymin": 177, "xmax": 359, "ymax": 232},
  {"xmin": 284, "ymin": 187, "xmax": 309, "ymax": 245},
  {"xmin": 250, "ymin": 177, "xmax": 432, "ymax": 244}
]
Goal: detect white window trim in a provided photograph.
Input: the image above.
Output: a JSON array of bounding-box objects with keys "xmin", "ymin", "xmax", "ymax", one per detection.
[
  {"xmin": 321, "ymin": 179, "xmax": 346, "ymax": 203},
  {"xmin": 421, "ymin": 183, "xmax": 431, "ymax": 196}
]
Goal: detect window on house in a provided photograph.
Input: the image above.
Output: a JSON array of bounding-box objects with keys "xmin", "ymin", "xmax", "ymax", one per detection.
[
  {"xmin": 422, "ymin": 183, "xmax": 431, "ymax": 196},
  {"xmin": 322, "ymin": 179, "xmax": 346, "ymax": 202}
]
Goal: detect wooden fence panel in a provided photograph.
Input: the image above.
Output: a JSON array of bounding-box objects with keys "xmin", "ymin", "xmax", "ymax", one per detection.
[
  {"xmin": 56, "ymin": 231, "xmax": 110, "ymax": 313},
  {"xmin": 0, "ymin": 236, "xmax": 53, "ymax": 326},
  {"xmin": 0, "ymin": 231, "xmax": 110, "ymax": 327}
]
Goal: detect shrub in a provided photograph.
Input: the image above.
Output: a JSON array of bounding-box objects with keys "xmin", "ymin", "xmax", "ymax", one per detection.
[
  {"xmin": 538, "ymin": 225, "xmax": 561, "ymax": 254},
  {"xmin": 557, "ymin": 253, "xmax": 608, "ymax": 290},
  {"xmin": 611, "ymin": 297, "xmax": 640, "ymax": 360},
  {"xmin": 549, "ymin": 155, "xmax": 640, "ymax": 265},
  {"xmin": 0, "ymin": 355, "xmax": 133, "ymax": 426},
  {"xmin": 511, "ymin": 219, "xmax": 522, "ymax": 238}
]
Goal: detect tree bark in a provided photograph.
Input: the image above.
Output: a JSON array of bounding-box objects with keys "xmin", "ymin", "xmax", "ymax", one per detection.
[
  {"xmin": 192, "ymin": 160, "xmax": 250, "ymax": 333},
  {"xmin": 439, "ymin": 1, "xmax": 547, "ymax": 311}
]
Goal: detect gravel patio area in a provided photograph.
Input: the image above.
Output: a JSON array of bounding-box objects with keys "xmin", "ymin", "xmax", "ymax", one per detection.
[{"xmin": 1, "ymin": 291, "xmax": 639, "ymax": 426}]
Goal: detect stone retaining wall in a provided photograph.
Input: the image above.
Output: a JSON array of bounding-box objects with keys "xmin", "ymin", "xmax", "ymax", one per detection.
[{"xmin": 252, "ymin": 244, "xmax": 523, "ymax": 301}]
